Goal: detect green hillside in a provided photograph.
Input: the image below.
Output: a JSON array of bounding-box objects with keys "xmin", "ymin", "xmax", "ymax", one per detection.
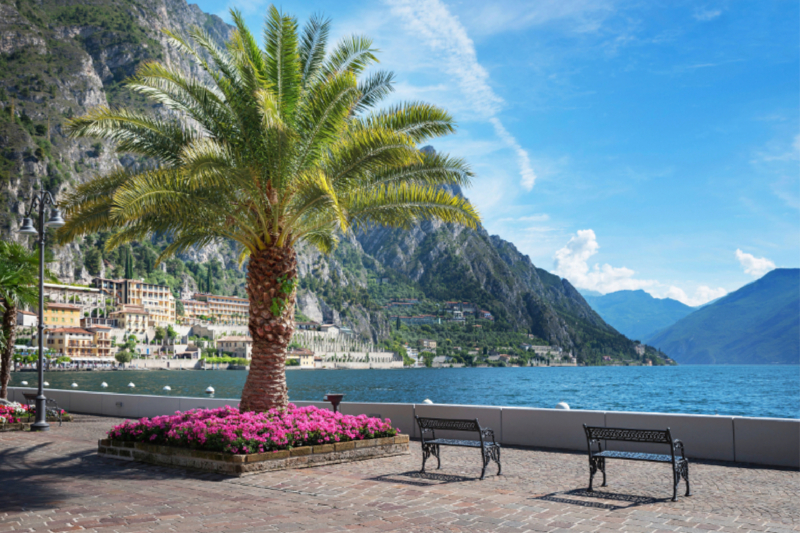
[
  {"xmin": 583, "ymin": 290, "xmax": 695, "ymax": 341},
  {"xmin": 646, "ymin": 269, "xmax": 799, "ymax": 364}
]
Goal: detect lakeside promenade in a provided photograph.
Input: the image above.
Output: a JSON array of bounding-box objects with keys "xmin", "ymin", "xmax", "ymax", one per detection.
[{"xmin": 1, "ymin": 415, "xmax": 798, "ymax": 533}]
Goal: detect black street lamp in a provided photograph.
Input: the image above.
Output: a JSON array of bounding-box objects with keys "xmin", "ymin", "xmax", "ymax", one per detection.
[{"xmin": 19, "ymin": 190, "xmax": 65, "ymax": 432}]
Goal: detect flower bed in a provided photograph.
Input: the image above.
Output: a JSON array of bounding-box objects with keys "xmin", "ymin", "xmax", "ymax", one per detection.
[
  {"xmin": 0, "ymin": 402, "xmax": 71, "ymax": 431},
  {"xmin": 100, "ymin": 404, "xmax": 409, "ymax": 476},
  {"xmin": 108, "ymin": 404, "xmax": 398, "ymax": 455},
  {"xmin": 0, "ymin": 402, "xmax": 29, "ymax": 425}
]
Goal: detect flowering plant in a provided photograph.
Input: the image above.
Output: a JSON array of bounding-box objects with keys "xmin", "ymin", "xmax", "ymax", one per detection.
[
  {"xmin": 0, "ymin": 402, "xmax": 30, "ymax": 424},
  {"xmin": 108, "ymin": 404, "xmax": 398, "ymax": 455}
]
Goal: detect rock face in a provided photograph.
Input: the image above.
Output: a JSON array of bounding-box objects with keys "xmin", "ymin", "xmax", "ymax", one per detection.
[{"xmin": 0, "ymin": 0, "xmax": 230, "ymax": 271}]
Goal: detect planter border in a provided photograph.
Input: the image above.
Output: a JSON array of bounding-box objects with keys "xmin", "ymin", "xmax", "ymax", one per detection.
[{"xmin": 98, "ymin": 434, "xmax": 410, "ymax": 476}]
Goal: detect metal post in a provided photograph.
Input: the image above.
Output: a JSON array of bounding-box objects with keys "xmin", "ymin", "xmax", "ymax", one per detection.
[{"xmin": 32, "ymin": 198, "xmax": 49, "ymax": 431}]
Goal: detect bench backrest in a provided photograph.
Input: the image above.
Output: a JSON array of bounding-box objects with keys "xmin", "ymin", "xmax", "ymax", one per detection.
[
  {"xmin": 23, "ymin": 393, "xmax": 36, "ymax": 402},
  {"xmin": 416, "ymin": 416, "xmax": 481, "ymax": 433},
  {"xmin": 584, "ymin": 425, "xmax": 672, "ymax": 444}
]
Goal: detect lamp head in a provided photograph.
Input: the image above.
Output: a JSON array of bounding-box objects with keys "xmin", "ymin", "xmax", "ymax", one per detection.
[
  {"xmin": 45, "ymin": 208, "xmax": 65, "ymax": 228},
  {"xmin": 18, "ymin": 217, "xmax": 38, "ymax": 236}
]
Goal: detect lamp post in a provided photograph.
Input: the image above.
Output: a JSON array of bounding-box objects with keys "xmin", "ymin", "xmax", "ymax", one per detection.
[{"xmin": 19, "ymin": 190, "xmax": 65, "ymax": 432}]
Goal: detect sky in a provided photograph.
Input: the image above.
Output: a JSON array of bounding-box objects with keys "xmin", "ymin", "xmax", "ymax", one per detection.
[{"xmin": 192, "ymin": 0, "xmax": 799, "ymax": 306}]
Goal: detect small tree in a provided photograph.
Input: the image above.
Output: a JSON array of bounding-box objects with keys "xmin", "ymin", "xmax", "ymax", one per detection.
[
  {"xmin": 154, "ymin": 326, "xmax": 165, "ymax": 344},
  {"xmin": 115, "ymin": 350, "xmax": 133, "ymax": 365},
  {"xmin": 166, "ymin": 324, "xmax": 177, "ymax": 342}
]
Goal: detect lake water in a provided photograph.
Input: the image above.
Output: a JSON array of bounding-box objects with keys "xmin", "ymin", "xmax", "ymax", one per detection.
[{"xmin": 11, "ymin": 365, "xmax": 800, "ymax": 419}]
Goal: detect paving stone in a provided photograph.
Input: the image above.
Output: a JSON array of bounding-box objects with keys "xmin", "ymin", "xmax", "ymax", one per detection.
[{"xmin": 0, "ymin": 414, "xmax": 798, "ymax": 533}]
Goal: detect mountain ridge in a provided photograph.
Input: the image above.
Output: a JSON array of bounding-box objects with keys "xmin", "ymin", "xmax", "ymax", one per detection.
[{"xmin": 645, "ymin": 269, "xmax": 799, "ymax": 364}]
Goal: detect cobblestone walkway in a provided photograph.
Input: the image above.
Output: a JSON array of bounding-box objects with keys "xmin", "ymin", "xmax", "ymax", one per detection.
[{"xmin": 1, "ymin": 415, "xmax": 798, "ymax": 532}]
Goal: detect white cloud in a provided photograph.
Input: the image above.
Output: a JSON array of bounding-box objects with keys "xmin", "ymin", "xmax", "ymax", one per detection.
[
  {"xmin": 664, "ymin": 286, "xmax": 727, "ymax": 307},
  {"xmin": 693, "ymin": 8, "xmax": 722, "ymax": 21},
  {"xmin": 553, "ymin": 229, "xmax": 657, "ymax": 293},
  {"xmin": 461, "ymin": 0, "xmax": 615, "ymax": 36},
  {"xmin": 552, "ymin": 230, "xmax": 728, "ymax": 306},
  {"xmin": 735, "ymin": 249, "xmax": 776, "ymax": 277},
  {"xmin": 386, "ymin": 0, "xmax": 538, "ymax": 190}
]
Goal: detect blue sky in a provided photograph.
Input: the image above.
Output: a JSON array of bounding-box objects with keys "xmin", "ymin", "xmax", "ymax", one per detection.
[{"xmin": 193, "ymin": 0, "xmax": 798, "ymax": 305}]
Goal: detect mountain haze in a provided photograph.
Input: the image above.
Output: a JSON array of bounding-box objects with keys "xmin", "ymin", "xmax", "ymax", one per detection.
[
  {"xmin": 646, "ymin": 269, "xmax": 799, "ymax": 364},
  {"xmin": 583, "ymin": 290, "xmax": 695, "ymax": 341}
]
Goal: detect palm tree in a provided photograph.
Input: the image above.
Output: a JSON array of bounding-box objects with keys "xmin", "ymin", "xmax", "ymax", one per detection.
[
  {"xmin": 58, "ymin": 7, "xmax": 480, "ymax": 412},
  {"xmin": 0, "ymin": 242, "xmax": 42, "ymax": 399}
]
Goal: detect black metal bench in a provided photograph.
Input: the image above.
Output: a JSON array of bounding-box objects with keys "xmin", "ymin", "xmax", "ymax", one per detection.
[
  {"xmin": 583, "ymin": 424, "xmax": 690, "ymax": 501},
  {"xmin": 415, "ymin": 416, "xmax": 501, "ymax": 480},
  {"xmin": 23, "ymin": 393, "xmax": 64, "ymax": 426}
]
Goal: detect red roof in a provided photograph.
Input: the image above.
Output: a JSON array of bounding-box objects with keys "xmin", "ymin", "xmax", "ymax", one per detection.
[
  {"xmin": 48, "ymin": 328, "xmax": 92, "ymax": 335},
  {"xmin": 45, "ymin": 303, "xmax": 81, "ymax": 310}
]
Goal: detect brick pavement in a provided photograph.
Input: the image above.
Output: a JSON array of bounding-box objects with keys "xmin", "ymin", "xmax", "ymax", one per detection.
[{"xmin": 1, "ymin": 415, "xmax": 798, "ymax": 533}]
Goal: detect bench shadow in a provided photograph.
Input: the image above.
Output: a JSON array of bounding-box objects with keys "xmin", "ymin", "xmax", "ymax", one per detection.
[
  {"xmin": 532, "ymin": 488, "xmax": 667, "ymax": 511},
  {"xmin": 368, "ymin": 470, "xmax": 476, "ymax": 486}
]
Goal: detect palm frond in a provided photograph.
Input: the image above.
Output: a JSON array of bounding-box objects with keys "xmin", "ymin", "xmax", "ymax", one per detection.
[
  {"xmin": 298, "ymin": 13, "xmax": 331, "ymax": 87},
  {"xmin": 263, "ymin": 5, "xmax": 301, "ymax": 120}
]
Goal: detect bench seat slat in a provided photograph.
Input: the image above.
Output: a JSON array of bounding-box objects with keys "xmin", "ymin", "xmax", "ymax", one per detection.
[
  {"xmin": 594, "ymin": 450, "xmax": 682, "ymax": 462},
  {"xmin": 426, "ymin": 438, "xmax": 499, "ymax": 448}
]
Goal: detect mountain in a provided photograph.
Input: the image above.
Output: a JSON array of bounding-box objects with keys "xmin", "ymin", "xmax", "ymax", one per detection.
[
  {"xmin": 645, "ymin": 269, "xmax": 799, "ymax": 364},
  {"xmin": 583, "ymin": 290, "xmax": 695, "ymax": 341},
  {"xmin": 0, "ymin": 0, "xmax": 665, "ymax": 365}
]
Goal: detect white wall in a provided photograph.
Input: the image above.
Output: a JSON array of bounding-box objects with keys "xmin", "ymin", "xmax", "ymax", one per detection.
[{"xmin": 8, "ymin": 387, "xmax": 798, "ymax": 468}]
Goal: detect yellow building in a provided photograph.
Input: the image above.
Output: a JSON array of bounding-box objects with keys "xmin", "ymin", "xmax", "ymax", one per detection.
[
  {"xmin": 46, "ymin": 326, "xmax": 114, "ymax": 362},
  {"xmin": 93, "ymin": 278, "xmax": 176, "ymax": 326},
  {"xmin": 195, "ymin": 293, "xmax": 249, "ymax": 324},
  {"xmin": 182, "ymin": 293, "xmax": 249, "ymax": 325},
  {"xmin": 42, "ymin": 303, "xmax": 81, "ymax": 327},
  {"xmin": 109, "ymin": 305, "xmax": 149, "ymax": 333},
  {"xmin": 46, "ymin": 328, "xmax": 94, "ymax": 358}
]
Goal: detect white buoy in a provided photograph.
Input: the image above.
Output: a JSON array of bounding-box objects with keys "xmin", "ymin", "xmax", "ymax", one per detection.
[
  {"xmin": 127, "ymin": 382, "xmax": 135, "ymax": 388},
  {"xmin": 556, "ymin": 402, "xmax": 570, "ymax": 410},
  {"xmin": 163, "ymin": 385, "xmax": 171, "ymax": 391},
  {"xmin": 21, "ymin": 381, "xmax": 28, "ymax": 386},
  {"xmin": 43, "ymin": 381, "xmax": 49, "ymax": 387},
  {"xmin": 101, "ymin": 382, "xmax": 108, "ymax": 388},
  {"xmin": 71, "ymin": 383, "xmax": 78, "ymax": 388},
  {"xmin": 422, "ymin": 399, "xmax": 433, "ymax": 404},
  {"xmin": 205, "ymin": 386, "xmax": 215, "ymax": 394}
]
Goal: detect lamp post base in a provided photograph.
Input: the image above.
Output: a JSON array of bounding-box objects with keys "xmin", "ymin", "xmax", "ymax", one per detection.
[{"xmin": 31, "ymin": 396, "xmax": 50, "ymax": 432}]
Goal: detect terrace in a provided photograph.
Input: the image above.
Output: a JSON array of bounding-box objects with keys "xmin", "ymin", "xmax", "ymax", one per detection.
[{"xmin": 0, "ymin": 415, "xmax": 797, "ymax": 532}]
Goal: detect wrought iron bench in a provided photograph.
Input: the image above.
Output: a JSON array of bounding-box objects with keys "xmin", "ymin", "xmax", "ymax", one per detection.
[
  {"xmin": 415, "ymin": 416, "xmax": 501, "ymax": 480},
  {"xmin": 22, "ymin": 393, "xmax": 64, "ymax": 427},
  {"xmin": 583, "ymin": 424, "xmax": 690, "ymax": 501}
]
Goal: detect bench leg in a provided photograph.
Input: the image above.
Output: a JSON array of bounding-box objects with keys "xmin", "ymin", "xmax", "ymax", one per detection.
[
  {"xmin": 493, "ymin": 446, "xmax": 502, "ymax": 476},
  {"xmin": 588, "ymin": 456, "xmax": 604, "ymax": 491},
  {"xmin": 421, "ymin": 443, "xmax": 440, "ymax": 474},
  {"xmin": 680, "ymin": 460, "xmax": 691, "ymax": 497}
]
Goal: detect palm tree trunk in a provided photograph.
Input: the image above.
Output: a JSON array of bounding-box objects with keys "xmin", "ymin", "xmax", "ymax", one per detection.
[
  {"xmin": 1, "ymin": 304, "xmax": 17, "ymax": 400},
  {"xmin": 240, "ymin": 245, "xmax": 297, "ymax": 412}
]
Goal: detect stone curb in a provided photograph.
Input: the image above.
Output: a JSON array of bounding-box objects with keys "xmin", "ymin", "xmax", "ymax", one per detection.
[{"xmin": 97, "ymin": 435, "xmax": 410, "ymax": 476}]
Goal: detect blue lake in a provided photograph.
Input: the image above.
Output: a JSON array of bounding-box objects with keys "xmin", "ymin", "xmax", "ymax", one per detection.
[{"xmin": 11, "ymin": 365, "xmax": 800, "ymax": 419}]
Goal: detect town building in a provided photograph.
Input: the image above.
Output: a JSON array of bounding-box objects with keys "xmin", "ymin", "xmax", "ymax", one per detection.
[
  {"xmin": 421, "ymin": 339, "xmax": 437, "ymax": 350},
  {"xmin": 193, "ymin": 293, "xmax": 249, "ymax": 325},
  {"xmin": 634, "ymin": 344, "xmax": 646, "ymax": 356},
  {"xmin": 93, "ymin": 278, "xmax": 176, "ymax": 326},
  {"xmin": 216, "ymin": 336, "xmax": 253, "ymax": 359},
  {"xmin": 41, "ymin": 302, "xmax": 81, "ymax": 327},
  {"xmin": 296, "ymin": 321, "xmax": 320, "ymax": 331},
  {"xmin": 109, "ymin": 305, "xmax": 149, "ymax": 333},
  {"xmin": 45, "ymin": 326, "xmax": 113, "ymax": 362},
  {"xmin": 16, "ymin": 309, "xmax": 37, "ymax": 327}
]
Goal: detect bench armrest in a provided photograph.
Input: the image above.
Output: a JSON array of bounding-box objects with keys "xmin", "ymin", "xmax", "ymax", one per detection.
[
  {"xmin": 480, "ymin": 427, "xmax": 496, "ymax": 444},
  {"xmin": 587, "ymin": 438, "xmax": 603, "ymax": 455},
  {"xmin": 672, "ymin": 439, "xmax": 686, "ymax": 458}
]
